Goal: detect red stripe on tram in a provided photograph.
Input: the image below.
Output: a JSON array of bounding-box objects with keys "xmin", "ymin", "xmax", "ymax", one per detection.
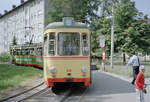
[{"xmin": 12, "ymin": 62, "xmax": 43, "ymax": 68}]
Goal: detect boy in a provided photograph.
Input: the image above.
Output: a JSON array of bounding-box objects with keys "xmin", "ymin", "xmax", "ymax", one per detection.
[{"xmin": 135, "ymin": 65, "xmax": 146, "ymax": 102}]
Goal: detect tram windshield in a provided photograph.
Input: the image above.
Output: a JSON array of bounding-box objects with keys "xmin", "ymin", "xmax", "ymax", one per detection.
[{"xmin": 58, "ymin": 32, "xmax": 80, "ymax": 56}]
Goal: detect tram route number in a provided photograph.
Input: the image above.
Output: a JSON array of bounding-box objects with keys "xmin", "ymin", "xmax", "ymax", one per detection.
[{"xmin": 65, "ymin": 78, "xmax": 73, "ymax": 82}]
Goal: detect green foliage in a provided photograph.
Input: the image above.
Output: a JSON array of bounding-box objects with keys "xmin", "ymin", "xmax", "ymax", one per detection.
[
  {"xmin": 114, "ymin": 0, "xmax": 150, "ymax": 54},
  {"xmin": 91, "ymin": 0, "xmax": 150, "ymax": 58},
  {"xmin": 115, "ymin": 0, "xmax": 138, "ymax": 29},
  {"xmin": 12, "ymin": 36, "xmax": 17, "ymax": 45},
  {"xmin": 0, "ymin": 53, "xmax": 11, "ymax": 62},
  {"xmin": 0, "ymin": 64, "xmax": 42, "ymax": 91},
  {"xmin": 45, "ymin": 0, "xmax": 100, "ymax": 25},
  {"xmin": 100, "ymin": 0, "xmax": 119, "ymax": 16},
  {"xmin": 91, "ymin": 16, "xmax": 112, "ymax": 57}
]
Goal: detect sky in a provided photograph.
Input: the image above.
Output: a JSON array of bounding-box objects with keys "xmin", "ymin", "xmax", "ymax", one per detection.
[{"xmin": 0, "ymin": 0, "xmax": 150, "ymax": 17}]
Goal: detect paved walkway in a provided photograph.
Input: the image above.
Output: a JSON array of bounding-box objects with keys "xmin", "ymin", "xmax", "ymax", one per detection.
[{"xmin": 100, "ymin": 70, "xmax": 150, "ymax": 102}]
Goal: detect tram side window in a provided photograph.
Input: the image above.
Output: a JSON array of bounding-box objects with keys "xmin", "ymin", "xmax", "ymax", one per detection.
[
  {"xmin": 21, "ymin": 49, "xmax": 26, "ymax": 56},
  {"xmin": 49, "ymin": 33, "xmax": 55, "ymax": 56},
  {"xmin": 14, "ymin": 49, "xmax": 18, "ymax": 55},
  {"xmin": 82, "ymin": 34, "xmax": 89, "ymax": 56},
  {"xmin": 25, "ymin": 49, "xmax": 29, "ymax": 55},
  {"xmin": 17, "ymin": 49, "xmax": 21, "ymax": 55},
  {"xmin": 20, "ymin": 49, "xmax": 22, "ymax": 55},
  {"xmin": 37, "ymin": 47, "xmax": 42, "ymax": 56},
  {"xmin": 10, "ymin": 49, "xmax": 13, "ymax": 55},
  {"xmin": 29, "ymin": 48, "xmax": 34, "ymax": 56},
  {"xmin": 44, "ymin": 36, "xmax": 47, "ymax": 56}
]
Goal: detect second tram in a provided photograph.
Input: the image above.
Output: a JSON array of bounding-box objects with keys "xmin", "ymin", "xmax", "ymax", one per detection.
[{"xmin": 10, "ymin": 43, "xmax": 43, "ymax": 68}]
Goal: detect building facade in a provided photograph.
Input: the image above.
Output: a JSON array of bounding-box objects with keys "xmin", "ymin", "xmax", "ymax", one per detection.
[{"xmin": 0, "ymin": 0, "xmax": 44, "ymax": 54}]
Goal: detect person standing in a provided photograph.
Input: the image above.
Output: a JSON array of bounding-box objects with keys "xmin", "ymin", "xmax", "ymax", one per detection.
[
  {"xmin": 136, "ymin": 65, "xmax": 146, "ymax": 102},
  {"xmin": 126, "ymin": 51, "xmax": 141, "ymax": 85}
]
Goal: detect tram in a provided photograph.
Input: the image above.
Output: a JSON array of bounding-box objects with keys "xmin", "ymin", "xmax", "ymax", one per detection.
[
  {"xmin": 44, "ymin": 17, "xmax": 91, "ymax": 87},
  {"xmin": 10, "ymin": 43, "xmax": 43, "ymax": 68}
]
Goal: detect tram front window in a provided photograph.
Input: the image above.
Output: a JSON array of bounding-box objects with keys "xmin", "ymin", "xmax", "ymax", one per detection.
[
  {"xmin": 44, "ymin": 36, "xmax": 47, "ymax": 56},
  {"xmin": 58, "ymin": 32, "xmax": 80, "ymax": 56},
  {"xmin": 49, "ymin": 33, "xmax": 55, "ymax": 56},
  {"xmin": 82, "ymin": 34, "xmax": 89, "ymax": 56}
]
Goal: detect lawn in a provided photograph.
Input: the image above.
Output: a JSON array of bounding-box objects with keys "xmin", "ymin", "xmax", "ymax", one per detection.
[
  {"xmin": 0, "ymin": 64, "xmax": 42, "ymax": 91},
  {"xmin": 94, "ymin": 59, "xmax": 150, "ymax": 78},
  {"xmin": 104, "ymin": 64, "xmax": 150, "ymax": 78}
]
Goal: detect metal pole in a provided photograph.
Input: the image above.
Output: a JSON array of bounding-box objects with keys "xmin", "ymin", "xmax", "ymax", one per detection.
[
  {"xmin": 104, "ymin": 45, "xmax": 106, "ymax": 71},
  {"xmin": 110, "ymin": 6, "xmax": 114, "ymax": 68}
]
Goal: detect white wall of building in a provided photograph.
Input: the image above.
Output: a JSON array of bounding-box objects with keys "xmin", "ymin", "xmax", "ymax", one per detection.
[{"xmin": 0, "ymin": 0, "xmax": 44, "ymax": 54}]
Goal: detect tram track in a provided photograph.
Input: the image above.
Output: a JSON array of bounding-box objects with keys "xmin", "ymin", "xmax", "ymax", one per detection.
[
  {"xmin": 60, "ymin": 85, "xmax": 89, "ymax": 102},
  {"xmin": 0, "ymin": 82, "xmax": 47, "ymax": 102},
  {"xmin": 0, "ymin": 82, "xmax": 89, "ymax": 102}
]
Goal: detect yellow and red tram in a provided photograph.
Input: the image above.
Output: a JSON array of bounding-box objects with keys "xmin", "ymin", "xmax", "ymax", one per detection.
[{"xmin": 44, "ymin": 17, "xmax": 91, "ymax": 87}]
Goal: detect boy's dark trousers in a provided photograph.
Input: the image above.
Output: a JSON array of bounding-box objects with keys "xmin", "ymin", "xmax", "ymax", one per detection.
[{"xmin": 131, "ymin": 66, "xmax": 139, "ymax": 84}]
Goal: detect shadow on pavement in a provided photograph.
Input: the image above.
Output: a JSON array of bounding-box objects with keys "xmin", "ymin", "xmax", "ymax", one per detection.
[{"xmin": 85, "ymin": 71, "xmax": 135, "ymax": 96}]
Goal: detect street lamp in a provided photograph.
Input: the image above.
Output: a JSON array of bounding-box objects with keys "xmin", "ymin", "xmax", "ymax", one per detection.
[
  {"xmin": 110, "ymin": 6, "xmax": 114, "ymax": 68},
  {"xmin": 106, "ymin": 6, "xmax": 114, "ymax": 69}
]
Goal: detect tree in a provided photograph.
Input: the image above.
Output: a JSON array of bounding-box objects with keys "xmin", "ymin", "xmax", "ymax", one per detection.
[
  {"xmin": 91, "ymin": 16, "xmax": 111, "ymax": 58},
  {"xmin": 91, "ymin": 0, "xmax": 150, "ymax": 63},
  {"xmin": 114, "ymin": 0, "xmax": 150, "ymax": 63},
  {"xmin": 12, "ymin": 36, "xmax": 17, "ymax": 45},
  {"xmin": 45, "ymin": 0, "xmax": 101, "ymax": 26},
  {"xmin": 100, "ymin": 0, "xmax": 119, "ymax": 16}
]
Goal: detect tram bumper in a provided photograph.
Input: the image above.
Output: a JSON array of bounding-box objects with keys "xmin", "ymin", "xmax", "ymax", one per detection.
[{"xmin": 45, "ymin": 78, "xmax": 90, "ymax": 87}]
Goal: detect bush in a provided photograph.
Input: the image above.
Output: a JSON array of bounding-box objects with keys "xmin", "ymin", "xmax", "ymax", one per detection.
[{"xmin": 0, "ymin": 52, "xmax": 11, "ymax": 62}]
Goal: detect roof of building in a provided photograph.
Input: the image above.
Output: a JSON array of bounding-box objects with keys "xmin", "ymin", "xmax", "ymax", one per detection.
[{"xmin": 0, "ymin": 0, "xmax": 32, "ymax": 19}]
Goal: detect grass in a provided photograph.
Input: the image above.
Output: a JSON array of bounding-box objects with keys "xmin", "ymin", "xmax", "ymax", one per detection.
[
  {"xmin": 93, "ymin": 59, "xmax": 150, "ymax": 78},
  {"xmin": 104, "ymin": 65, "xmax": 150, "ymax": 78},
  {"xmin": 0, "ymin": 53, "xmax": 11, "ymax": 62},
  {"xmin": 0, "ymin": 64, "xmax": 42, "ymax": 91}
]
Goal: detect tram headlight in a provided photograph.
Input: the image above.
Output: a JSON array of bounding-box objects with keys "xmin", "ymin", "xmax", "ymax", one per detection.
[
  {"xmin": 50, "ymin": 67, "xmax": 56, "ymax": 74},
  {"xmin": 82, "ymin": 66, "xmax": 88, "ymax": 73}
]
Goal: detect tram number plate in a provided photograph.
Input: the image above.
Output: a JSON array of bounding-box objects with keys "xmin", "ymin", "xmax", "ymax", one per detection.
[{"xmin": 65, "ymin": 78, "xmax": 73, "ymax": 82}]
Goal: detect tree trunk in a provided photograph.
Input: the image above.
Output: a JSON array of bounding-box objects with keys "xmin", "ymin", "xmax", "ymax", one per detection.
[{"xmin": 123, "ymin": 53, "xmax": 126, "ymax": 65}]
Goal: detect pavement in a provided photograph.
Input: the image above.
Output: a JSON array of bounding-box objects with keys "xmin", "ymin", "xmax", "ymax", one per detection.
[{"xmin": 78, "ymin": 70, "xmax": 150, "ymax": 102}]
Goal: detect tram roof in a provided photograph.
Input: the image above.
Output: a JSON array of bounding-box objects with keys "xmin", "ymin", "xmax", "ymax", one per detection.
[
  {"xmin": 10, "ymin": 43, "xmax": 42, "ymax": 48},
  {"xmin": 45, "ymin": 22, "xmax": 89, "ymax": 30},
  {"xmin": 45, "ymin": 17, "xmax": 90, "ymax": 30}
]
